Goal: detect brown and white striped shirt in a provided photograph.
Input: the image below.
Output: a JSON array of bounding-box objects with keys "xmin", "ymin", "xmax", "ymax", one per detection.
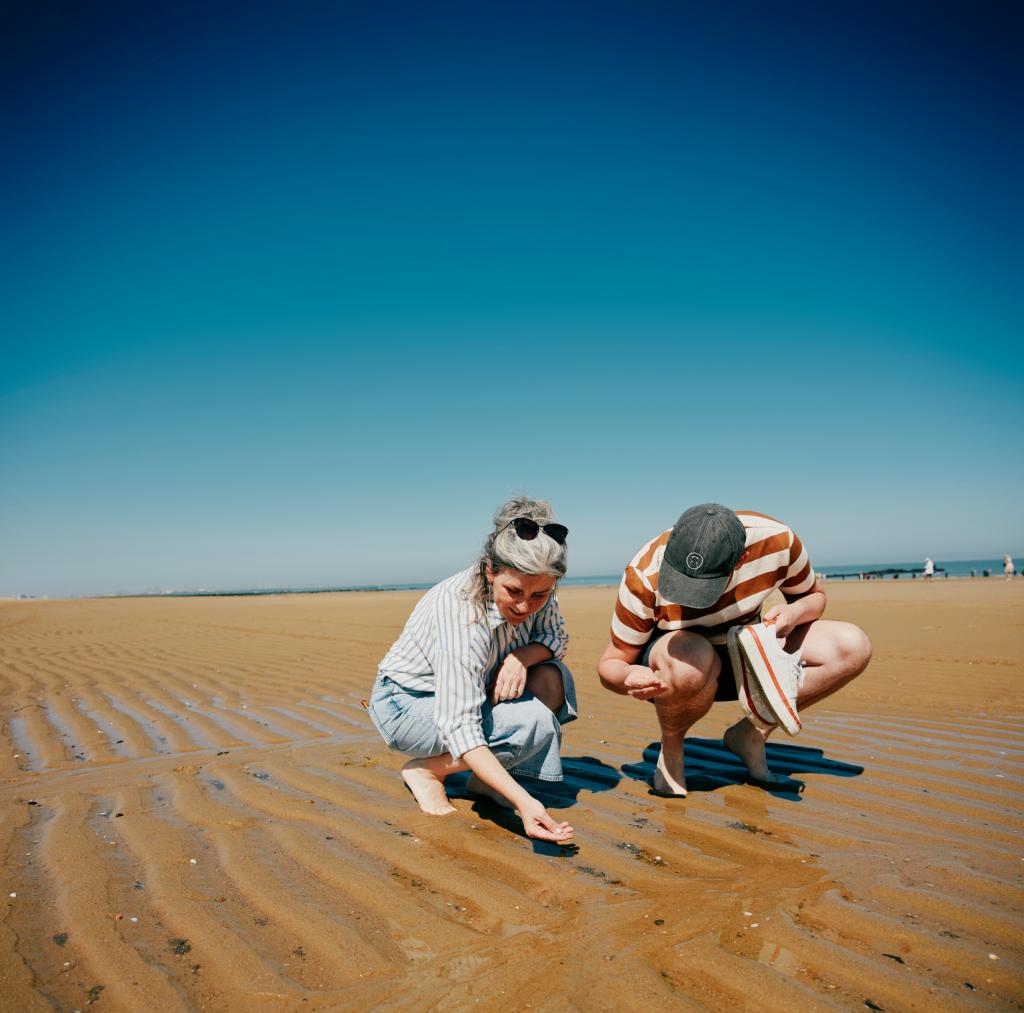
[{"xmin": 610, "ymin": 511, "xmax": 816, "ymax": 651}]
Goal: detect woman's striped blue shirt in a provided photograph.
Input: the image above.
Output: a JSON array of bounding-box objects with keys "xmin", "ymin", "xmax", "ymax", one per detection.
[{"xmin": 377, "ymin": 567, "xmax": 569, "ymax": 758}]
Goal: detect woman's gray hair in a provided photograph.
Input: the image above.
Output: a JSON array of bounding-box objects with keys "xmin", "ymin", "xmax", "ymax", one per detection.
[{"xmin": 466, "ymin": 496, "xmax": 568, "ymax": 605}]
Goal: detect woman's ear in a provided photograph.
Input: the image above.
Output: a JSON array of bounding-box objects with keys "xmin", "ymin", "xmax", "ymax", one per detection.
[{"xmin": 484, "ymin": 564, "xmax": 494, "ymax": 583}]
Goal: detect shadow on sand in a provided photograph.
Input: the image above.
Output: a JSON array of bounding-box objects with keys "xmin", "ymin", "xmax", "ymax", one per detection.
[
  {"xmin": 622, "ymin": 737, "xmax": 865, "ymax": 802},
  {"xmin": 445, "ymin": 755, "xmax": 621, "ymax": 855}
]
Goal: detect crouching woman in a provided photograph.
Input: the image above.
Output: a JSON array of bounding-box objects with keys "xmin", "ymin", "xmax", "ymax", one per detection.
[{"xmin": 367, "ymin": 497, "xmax": 577, "ymax": 843}]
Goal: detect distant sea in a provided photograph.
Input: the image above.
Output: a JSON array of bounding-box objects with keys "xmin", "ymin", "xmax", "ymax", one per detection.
[
  {"xmin": 138, "ymin": 558, "xmax": 1017, "ymax": 598},
  {"xmin": 814, "ymin": 558, "xmax": 1015, "ymax": 580},
  {"xmin": 569, "ymin": 559, "xmax": 1020, "ymax": 582}
]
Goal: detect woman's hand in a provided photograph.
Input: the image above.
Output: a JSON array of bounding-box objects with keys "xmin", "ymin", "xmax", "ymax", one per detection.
[
  {"xmin": 623, "ymin": 665, "xmax": 669, "ymax": 700},
  {"xmin": 518, "ymin": 797, "xmax": 574, "ymax": 842},
  {"xmin": 491, "ymin": 653, "xmax": 529, "ymax": 702}
]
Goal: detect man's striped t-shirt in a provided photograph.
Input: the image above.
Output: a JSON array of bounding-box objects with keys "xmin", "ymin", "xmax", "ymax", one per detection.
[{"xmin": 610, "ymin": 511, "xmax": 816, "ymax": 652}]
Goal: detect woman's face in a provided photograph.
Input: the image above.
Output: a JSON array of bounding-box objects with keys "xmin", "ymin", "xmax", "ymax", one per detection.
[{"xmin": 486, "ymin": 567, "xmax": 557, "ymax": 625}]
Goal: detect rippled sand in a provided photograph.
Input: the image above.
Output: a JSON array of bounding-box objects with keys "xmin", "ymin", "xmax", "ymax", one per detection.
[{"xmin": 1, "ymin": 580, "xmax": 1021, "ymax": 1010}]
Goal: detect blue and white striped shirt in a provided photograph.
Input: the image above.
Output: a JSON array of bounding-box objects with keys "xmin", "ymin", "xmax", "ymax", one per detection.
[{"xmin": 377, "ymin": 567, "xmax": 569, "ymax": 758}]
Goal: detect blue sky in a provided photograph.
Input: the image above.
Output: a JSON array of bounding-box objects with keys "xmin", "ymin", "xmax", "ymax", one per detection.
[{"xmin": 2, "ymin": 1, "xmax": 1021, "ymax": 596}]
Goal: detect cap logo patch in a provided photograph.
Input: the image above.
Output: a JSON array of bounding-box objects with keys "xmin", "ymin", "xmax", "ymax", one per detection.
[{"xmin": 686, "ymin": 552, "xmax": 704, "ymax": 571}]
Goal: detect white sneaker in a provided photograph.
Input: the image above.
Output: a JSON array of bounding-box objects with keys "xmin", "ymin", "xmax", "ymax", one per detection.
[
  {"xmin": 727, "ymin": 626, "xmax": 779, "ymax": 732},
  {"xmin": 729, "ymin": 622, "xmax": 803, "ymax": 736}
]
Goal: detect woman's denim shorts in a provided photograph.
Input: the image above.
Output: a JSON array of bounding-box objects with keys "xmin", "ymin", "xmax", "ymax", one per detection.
[{"xmin": 368, "ymin": 660, "xmax": 577, "ymax": 782}]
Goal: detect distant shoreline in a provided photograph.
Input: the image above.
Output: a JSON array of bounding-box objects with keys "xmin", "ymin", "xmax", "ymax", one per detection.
[
  {"xmin": 86, "ymin": 560, "xmax": 1024, "ymax": 600},
  {"xmin": 7, "ymin": 558, "xmax": 1017, "ymax": 601}
]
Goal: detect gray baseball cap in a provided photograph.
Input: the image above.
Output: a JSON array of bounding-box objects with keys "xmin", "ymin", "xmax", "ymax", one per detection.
[{"xmin": 659, "ymin": 504, "xmax": 746, "ymax": 608}]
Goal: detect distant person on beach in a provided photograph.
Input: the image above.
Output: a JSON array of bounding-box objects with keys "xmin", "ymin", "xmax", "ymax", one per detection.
[
  {"xmin": 368, "ymin": 497, "xmax": 576, "ymax": 842},
  {"xmin": 597, "ymin": 505, "xmax": 872, "ymax": 796},
  {"xmin": 923, "ymin": 558, "xmax": 935, "ymax": 579},
  {"xmin": 1005, "ymin": 555, "xmax": 1016, "ymax": 579}
]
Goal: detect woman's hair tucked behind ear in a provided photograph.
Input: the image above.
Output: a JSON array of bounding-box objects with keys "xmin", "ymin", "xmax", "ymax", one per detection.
[{"xmin": 466, "ymin": 496, "xmax": 568, "ymax": 606}]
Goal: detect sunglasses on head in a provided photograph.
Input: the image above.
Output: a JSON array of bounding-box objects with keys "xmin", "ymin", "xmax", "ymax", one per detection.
[{"xmin": 502, "ymin": 517, "xmax": 569, "ymax": 545}]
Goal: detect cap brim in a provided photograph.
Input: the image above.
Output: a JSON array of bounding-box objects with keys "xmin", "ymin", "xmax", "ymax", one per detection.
[{"xmin": 657, "ymin": 558, "xmax": 730, "ymax": 609}]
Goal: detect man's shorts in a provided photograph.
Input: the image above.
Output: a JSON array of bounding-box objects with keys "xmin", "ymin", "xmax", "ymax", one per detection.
[{"xmin": 641, "ymin": 631, "xmax": 739, "ymax": 702}]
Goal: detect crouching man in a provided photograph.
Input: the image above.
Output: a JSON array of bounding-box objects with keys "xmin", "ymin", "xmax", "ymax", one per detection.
[{"xmin": 597, "ymin": 504, "xmax": 872, "ymax": 795}]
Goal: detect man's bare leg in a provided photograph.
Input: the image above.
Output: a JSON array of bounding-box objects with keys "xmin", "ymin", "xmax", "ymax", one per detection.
[
  {"xmin": 648, "ymin": 633, "xmax": 720, "ymax": 796},
  {"xmin": 402, "ymin": 752, "xmax": 469, "ymax": 815},
  {"xmin": 725, "ymin": 619, "xmax": 872, "ymax": 781},
  {"xmin": 722, "ymin": 721, "xmax": 780, "ymax": 784}
]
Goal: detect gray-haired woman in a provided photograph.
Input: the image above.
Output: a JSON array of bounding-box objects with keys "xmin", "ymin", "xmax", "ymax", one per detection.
[{"xmin": 367, "ymin": 496, "xmax": 577, "ymax": 842}]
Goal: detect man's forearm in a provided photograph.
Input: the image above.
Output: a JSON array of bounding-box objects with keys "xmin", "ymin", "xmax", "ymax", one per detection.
[
  {"xmin": 787, "ymin": 591, "xmax": 826, "ymax": 626},
  {"xmin": 597, "ymin": 658, "xmax": 632, "ymax": 694}
]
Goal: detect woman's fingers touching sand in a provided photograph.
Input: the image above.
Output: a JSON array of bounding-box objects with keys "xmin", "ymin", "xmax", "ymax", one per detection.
[
  {"xmin": 525, "ymin": 817, "xmax": 574, "ymax": 843},
  {"xmin": 519, "ymin": 801, "xmax": 574, "ymax": 842}
]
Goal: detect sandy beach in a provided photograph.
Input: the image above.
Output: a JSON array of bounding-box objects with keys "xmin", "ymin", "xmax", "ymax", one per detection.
[{"xmin": 1, "ymin": 579, "xmax": 1021, "ymax": 1011}]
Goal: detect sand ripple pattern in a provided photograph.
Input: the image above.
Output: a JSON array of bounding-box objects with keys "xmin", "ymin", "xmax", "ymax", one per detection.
[{"xmin": 1, "ymin": 586, "xmax": 1022, "ymax": 1011}]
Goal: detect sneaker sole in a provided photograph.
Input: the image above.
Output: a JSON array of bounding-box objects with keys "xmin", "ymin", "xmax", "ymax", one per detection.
[
  {"xmin": 727, "ymin": 627, "xmax": 778, "ymax": 732},
  {"xmin": 737, "ymin": 624, "xmax": 802, "ymax": 736}
]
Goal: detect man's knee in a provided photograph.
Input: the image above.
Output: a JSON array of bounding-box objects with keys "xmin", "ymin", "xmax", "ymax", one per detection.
[
  {"xmin": 833, "ymin": 623, "xmax": 872, "ymax": 675},
  {"xmin": 651, "ymin": 633, "xmax": 720, "ymax": 697}
]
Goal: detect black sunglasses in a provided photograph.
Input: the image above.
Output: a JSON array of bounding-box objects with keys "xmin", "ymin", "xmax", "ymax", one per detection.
[{"xmin": 502, "ymin": 517, "xmax": 569, "ymax": 545}]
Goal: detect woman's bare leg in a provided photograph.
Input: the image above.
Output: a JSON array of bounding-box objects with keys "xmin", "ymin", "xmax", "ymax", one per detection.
[
  {"xmin": 524, "ymin": 663, "xmax": 566, "ymax": 713},
  {"xmin": 401, "ymin": 752, "xmax": 469, "ymax": 815}
]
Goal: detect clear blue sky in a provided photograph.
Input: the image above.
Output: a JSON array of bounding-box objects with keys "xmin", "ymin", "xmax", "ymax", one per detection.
[{"xmin": 2, "ymin": 1, "xmax": 1021, "ymax": 597}]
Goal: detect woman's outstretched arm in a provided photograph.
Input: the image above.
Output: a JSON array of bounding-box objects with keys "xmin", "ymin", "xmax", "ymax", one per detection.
[{"xmin": 462, "ymin": 745, "xmax": 574, "ymax": 842}]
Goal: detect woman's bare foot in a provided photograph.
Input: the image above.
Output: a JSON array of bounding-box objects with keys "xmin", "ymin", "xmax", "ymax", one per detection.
[
  {"xmin": 466, "ymin": 773, "xmax": 514, "ymax": 809},
  {"xmin": 652, "ymin": 738, "xmax": 687, "ymax": 797},
  {"xmin": 401, "ymin": 760, "xmax": 456, "ymax": 815},
  {"xmin": 723, "ymin": 718, "xmax": 786, "ymax": 785}
]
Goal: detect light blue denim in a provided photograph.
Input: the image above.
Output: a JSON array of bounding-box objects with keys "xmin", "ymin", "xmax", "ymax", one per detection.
[{"xmin": 368, "ymin": 661, "xmax": 577, "ymax": 782}]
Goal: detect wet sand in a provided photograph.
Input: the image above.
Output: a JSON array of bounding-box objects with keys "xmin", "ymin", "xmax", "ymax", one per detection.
[{"xmin": 1, "ymin": 580, "xmax": 1021, "ymax": 1011}]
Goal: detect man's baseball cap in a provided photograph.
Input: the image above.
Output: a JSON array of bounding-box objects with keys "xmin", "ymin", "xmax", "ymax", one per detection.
[{"xmin": 658, "ymin": 504, "xmax": 746, "ymax": 608}]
